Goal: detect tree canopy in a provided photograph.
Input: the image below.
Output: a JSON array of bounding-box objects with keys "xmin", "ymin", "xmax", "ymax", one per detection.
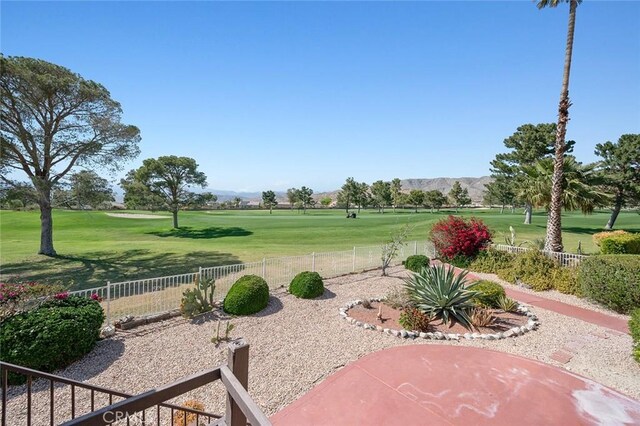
[
  {"xmin": 67, "ymin": 170, "xmax": 114, "ymax": 209},
  {"xmin": 123, "ymin": 156, "xmax": 207, "ymax": 228},
  {"xmin": 262, "ymin": 190, "xmax": 278, "ymax": 213},
  {"xmin": 594, "ymin": 134, "xmax": 640, "ymax": 229},
  {"xmin": 0, "ymin": 55, "xmax": 140, "ymax": 255}
]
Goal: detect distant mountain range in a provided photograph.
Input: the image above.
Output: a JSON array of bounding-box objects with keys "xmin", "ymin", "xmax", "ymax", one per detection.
[{"xmin": 113, "ymin": 177, "xmax": 492, "ymax": 204}]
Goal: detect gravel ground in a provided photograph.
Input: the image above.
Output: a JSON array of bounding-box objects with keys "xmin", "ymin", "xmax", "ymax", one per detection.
[{"xmin": 6, "ymin": 266, "xmax": 639, "ymax": 425}]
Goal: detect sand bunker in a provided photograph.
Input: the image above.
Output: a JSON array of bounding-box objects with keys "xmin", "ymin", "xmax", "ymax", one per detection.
[{"xmin": 105, "ymin": 213, "xmax": 170, "ymax": 219}]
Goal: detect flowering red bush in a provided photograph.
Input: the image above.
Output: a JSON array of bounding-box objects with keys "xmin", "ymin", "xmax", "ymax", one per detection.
[{"xmin": 429, "ymin": 216, "xmax": 492, "ymax": 260}]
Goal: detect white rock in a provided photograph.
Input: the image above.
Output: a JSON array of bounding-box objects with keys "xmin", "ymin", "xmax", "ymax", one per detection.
[{"xmin": 101, "ymin": 325, "xmax": 116, "ymax": 338}]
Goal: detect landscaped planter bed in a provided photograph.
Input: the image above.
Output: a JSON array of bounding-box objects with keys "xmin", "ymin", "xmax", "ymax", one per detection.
[{"xmin": 341, "ymin": 298, "xmax": 539, "ymax": 340}]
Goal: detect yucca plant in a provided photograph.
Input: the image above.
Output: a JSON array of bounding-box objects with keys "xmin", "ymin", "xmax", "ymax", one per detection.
[{"xmin": 403, "ymin": 264, "xmax": 478, "ymax": 330}]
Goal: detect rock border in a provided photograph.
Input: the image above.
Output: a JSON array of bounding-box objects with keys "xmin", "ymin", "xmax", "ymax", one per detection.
[{"xmin": 339, "ymin": 298, "xmax": 539, "ymax": 341}]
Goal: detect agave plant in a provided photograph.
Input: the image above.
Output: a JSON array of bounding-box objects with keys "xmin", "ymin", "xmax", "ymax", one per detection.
[{"xmin": 403, "ymin": 264, "xmax": 478, "ymax": 330}]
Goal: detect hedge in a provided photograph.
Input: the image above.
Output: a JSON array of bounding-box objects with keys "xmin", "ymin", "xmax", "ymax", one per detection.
[
  {"xmin": 578, "ymin": 255, "xmax": 640, "ymax": 314},
  {"xmin": 630, "ymin": 309, "xmax": 640, "ymax": 363},
  {"xmin": 600, "ymin": 233, "xmax": 640, "ymax": 254}
]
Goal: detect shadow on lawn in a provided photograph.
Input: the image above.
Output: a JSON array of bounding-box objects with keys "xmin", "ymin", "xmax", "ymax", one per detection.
[
  {"xmin": 147, "ymin": 226, "xmax": 252, "ymax": 239},
  {"xmin": 0, "ymin": 249, "xmax": 242, "ymax": 290}
]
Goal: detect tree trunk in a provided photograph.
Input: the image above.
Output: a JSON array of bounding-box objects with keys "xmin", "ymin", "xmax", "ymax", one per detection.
[
  {"xmin": 172, "ymin": 208, "xmax": 179, "ymax": 228},
  {"xmin": 37, "ymin": 184, "xmax": 56, "ymax": 256},
  {"xmin": 605, "ymin": 193, "xmax": 623, "ymax": 230},
  {"xmin": 523, "ymin": 203, "xmax": 532, "ymax": 225},
  {"xmin": 269, "ymin": 206, "xmax": 273, "ymax": 214},
  {"xmin": 500, "ymin": 204, "xmax": 505, "ymax": 214}
]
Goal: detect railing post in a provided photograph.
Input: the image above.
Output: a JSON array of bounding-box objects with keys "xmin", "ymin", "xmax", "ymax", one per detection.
[
  {"xmin": 312, "ymin": 252, "xmax": 315, "ymax": 272},
  {"xmin": 226, "ymin": 339, "xmax": 249, "ymax": 426},
  {"xmin": 414, "ymin": 240, "xmax": 418, "ymax": 255},
  {"xmin": 352, "ymin": 246, "xmax": 356, "ymax": 272},
  {"xmin": 106, "ymin": 281, "xmax": 111, "ymax": 325},
  {"xmin": 262, "ymin": 258, "xmax": 266, "ymax": 278},
  {"xmin": 199, "ymin": 266, "xmax": 203, "ymax": 284}
]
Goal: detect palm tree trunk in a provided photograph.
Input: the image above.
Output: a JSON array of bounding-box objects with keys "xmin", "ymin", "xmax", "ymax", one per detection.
[
  {"xmin": 523, "ymin": 203, "xmax": 532, "ymax": 225},
  {"xmin": 544, "ymin": 0, "xmax": 577, "ymax": 253},
  {"xmin": 605, "ymin": 192, "xmax": 623, "ymax": 230}
]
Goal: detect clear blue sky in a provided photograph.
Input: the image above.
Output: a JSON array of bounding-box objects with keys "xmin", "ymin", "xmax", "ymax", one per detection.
[{"xmin": 2, "ymin": 1, "xmax": 639, "ymax": 193}]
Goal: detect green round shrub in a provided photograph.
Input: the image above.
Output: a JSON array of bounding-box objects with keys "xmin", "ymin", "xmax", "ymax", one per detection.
[
  {"xmin": 472, "ymin": 280, "xmax": 506, "ymax": 308},
  {"xmin": 404, "ymin": 255, "xmax": 430, "ymax": 273},
  {"xmin": 289, "ymin": 271, "xmax": 324, "ymax": 299},
  {"xmin": 223, "ymin": 275, "xmax": 270, "ymax": 315},
  {"xmin": 0, "ymin": 295, "xmax": 105, "ymax": 384},
  {"xmin": 578, "ymin": 255, "xmax": 640, "ymax": 314}
]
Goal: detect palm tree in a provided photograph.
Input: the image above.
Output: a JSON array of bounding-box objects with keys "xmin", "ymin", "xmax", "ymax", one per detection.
[
  {"xmin": 537, "ymin": 0, "xmax": 582, "ymax": 252},
  {"xmin": 518, "ymin": 157, "xmax": 609, "ymax": 220}
]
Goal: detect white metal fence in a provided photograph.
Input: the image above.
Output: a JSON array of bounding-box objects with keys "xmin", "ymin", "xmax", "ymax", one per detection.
[
  {"xmin": 491, "ymin": 244, "xmax": 587, "ymax": 267},
  {"xmin": 70, "ymin": 240, "xmax": 436, "ymax": 325}
]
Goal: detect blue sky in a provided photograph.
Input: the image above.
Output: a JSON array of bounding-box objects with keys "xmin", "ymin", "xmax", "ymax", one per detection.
[{"xmin": 2, "ymin": 1, "xmax": 639, "ymax": 193}]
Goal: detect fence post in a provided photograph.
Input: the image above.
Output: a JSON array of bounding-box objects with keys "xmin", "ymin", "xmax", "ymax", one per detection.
[
  {"xmin": 312, "ymin": 252, "xmax": 315, "ymax": 272},
  {"xmin": 352, "ymin": 246, "xmax": 356, "ymax": 272},
  {"xmin": 414, "ymin": 240, "xmax": 418, "ymax": 255},
  {"xmin": 106, "ymin": 281, "xmax": 111, "ymax": 325},
  {"xmin": 262, "ymin": 258, "xmax": 266, "ymax": 278},
  {"xmin": 198, "ymin": 266, "xmax": 203, "ymax": 285},
  {"xmin": 226, "ymin": 339, "xmax": 249, "ymax": 426}
]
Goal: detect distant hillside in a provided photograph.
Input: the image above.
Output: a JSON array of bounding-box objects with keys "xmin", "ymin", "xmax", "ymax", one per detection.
[
  {"xmin": 115, "ymin": 178, "xmax": 491, "ymax": 204},
  {"xmin": 315, "ymin": 177, "xmax": 492, "ymax": 203},
  {"xmin": 400, "ymin": 177, "xmax": 492, "ymax": 203}
]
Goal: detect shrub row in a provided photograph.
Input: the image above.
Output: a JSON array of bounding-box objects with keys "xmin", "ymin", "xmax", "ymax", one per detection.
[
  {"xmin": 468, "ymin": 248, "xmax": 639, "ymax": 314},
  {"xmin": 578, "ymin": 255, "xmax": 640, "ymax": 314},
  {"xmin": 600, "ymin": 233, "xmax": 640, "ymax": 255},
  {"xmin": 630, "ymin": 309, "xmax": 640, "ymax": 363}
]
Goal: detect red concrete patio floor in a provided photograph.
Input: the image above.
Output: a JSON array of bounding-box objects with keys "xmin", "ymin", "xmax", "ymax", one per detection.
[{"xmin": 271, "ymin": 345, "xmax": 640, "ymax": 425}]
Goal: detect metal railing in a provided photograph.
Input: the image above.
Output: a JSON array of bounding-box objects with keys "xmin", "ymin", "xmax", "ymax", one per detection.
[
  {"xmin": 1, "ymin": 340, "xmax": 270, "ymax": 426},
  {"xmin": 491, "ymin": 244, "xmax": 587, "ymax": 267},
  {"xmin": 69, "ymin": 241, "xmax": 436, "ymax": 325}
]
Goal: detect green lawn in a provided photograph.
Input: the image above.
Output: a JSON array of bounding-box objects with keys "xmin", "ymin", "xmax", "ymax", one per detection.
[{"xmin": 1, "ymin": 208, "xmax": 638, "ymax": 290}]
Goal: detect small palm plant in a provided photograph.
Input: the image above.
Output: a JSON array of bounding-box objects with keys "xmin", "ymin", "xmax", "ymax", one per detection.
[{"xmin": 403, "ymin": 264, "xmax": 478, "ymax": 330}]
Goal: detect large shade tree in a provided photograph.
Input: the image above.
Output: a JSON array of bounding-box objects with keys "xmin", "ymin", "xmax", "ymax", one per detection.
[
  {"xmin": 489, "ymin": 123, "xmax": 573, "ymax": 223},
  {"xmin": 125, "ymin": 156, "xmax": 207, "ymax": 228},
  {"xmin": 0, "ymin": 56, "xmax": 140, "ymax": 255},
  {"xmin": 594, "ymin": 134, "xmax": 640, "ymax": 229},
  {"xmin": 537, "ymin": 0, "xmax": 582, "ymax": 252}
]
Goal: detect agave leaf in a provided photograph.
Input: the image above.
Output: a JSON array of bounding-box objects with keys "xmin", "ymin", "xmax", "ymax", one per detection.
[{"xmin": 403, "ymin": 264, "xmax": 478, "ymax": 330}]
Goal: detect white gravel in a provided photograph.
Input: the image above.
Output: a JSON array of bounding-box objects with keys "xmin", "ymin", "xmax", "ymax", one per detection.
[{"xmin": 5, "ymin": 266, "xmax": 639, "ymax": 425}]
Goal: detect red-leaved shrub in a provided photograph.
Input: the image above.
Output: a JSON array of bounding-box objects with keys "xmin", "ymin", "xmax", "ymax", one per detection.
[{"xmin": 429, "ymin": 216, "xmax": 492, "ymax": 260}]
